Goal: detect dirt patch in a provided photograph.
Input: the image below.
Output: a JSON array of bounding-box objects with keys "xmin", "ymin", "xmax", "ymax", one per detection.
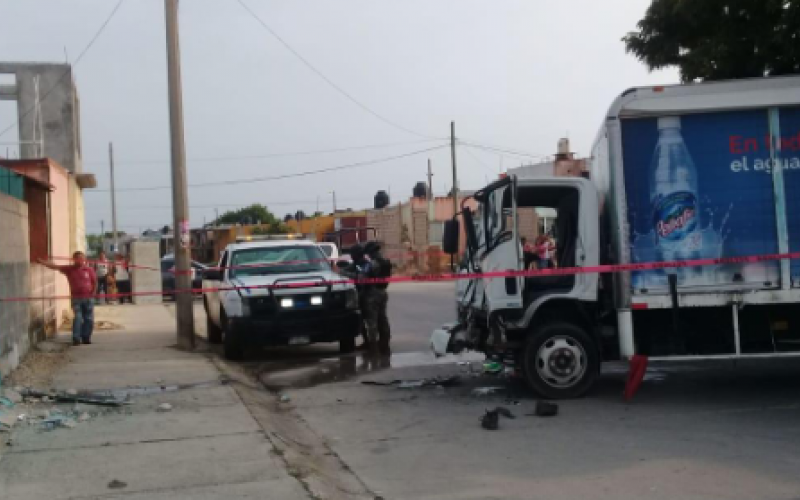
[{"xmin": 6, "ymin": 348, "xmax": 70, "ymax": 390}]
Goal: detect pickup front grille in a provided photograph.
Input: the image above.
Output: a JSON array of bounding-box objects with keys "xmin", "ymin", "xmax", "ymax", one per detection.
[{"xmin": 247, "ymin": 292, "xmax": 349, "ymax": 319}]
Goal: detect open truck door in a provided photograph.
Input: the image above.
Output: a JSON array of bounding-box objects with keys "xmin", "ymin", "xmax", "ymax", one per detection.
[{"xmin": 474, "ymin": 176, "xmax": 524, "ymax": 315}]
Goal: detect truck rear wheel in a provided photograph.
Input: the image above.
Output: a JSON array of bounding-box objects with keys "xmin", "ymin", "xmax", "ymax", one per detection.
[{"xmin": 522, "ymin": 322, "xmax": 599, "ymax": 399}]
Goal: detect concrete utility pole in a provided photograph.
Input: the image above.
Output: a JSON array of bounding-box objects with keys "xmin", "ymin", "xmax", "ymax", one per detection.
[
  {"xmin": 331, "ymin": 190, "xmax": 337, "ymax": 213},
  {"xmin": 450, "ymin": 121, "xmax": 458, "ymax": 217},
  {"xmin": 109, "ymin": 142, "xmax": 119, "ymax": 252},
  {"xmin": 427, "ymin": 159, "xmax": 433, "ymax": 201},
  {"xmin": 165, "ymin": 0, "xmax": 195, "ymax": 349}
]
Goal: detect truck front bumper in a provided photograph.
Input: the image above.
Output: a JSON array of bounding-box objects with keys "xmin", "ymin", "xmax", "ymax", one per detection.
[{"xmin": 230, "ymin": 309, "xmax": 361, "ymax": 346}]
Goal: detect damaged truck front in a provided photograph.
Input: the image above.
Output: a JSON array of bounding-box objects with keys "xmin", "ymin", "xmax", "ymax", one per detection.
[
  {"xmin": 433, "ymin": 76, "xmax": 800, "ymax": 400},
  {"xmin": 432, "ymin": 174, "xmax": 602, "ymax": 399}
]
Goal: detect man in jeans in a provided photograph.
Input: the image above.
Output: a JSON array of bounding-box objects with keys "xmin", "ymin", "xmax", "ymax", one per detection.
[{"xmin": 39, "ymin": 251, "xmax": 97, "ymax": 346}]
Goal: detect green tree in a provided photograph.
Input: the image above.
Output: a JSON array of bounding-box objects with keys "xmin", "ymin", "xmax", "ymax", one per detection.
[
  {"xmin": 215, "ymin": 204, "xmax": 280, "ymax": 226},
  {"xmin": 251, "ymin": 222, "xmax": 291, "ymax": 235},
  {"xmin": 86, "ymin": 234, "xmax": 104, "ymax": 254},
  {"xmin": 624, "ymin": 0, "xmax": 800, "ymax": 82}
]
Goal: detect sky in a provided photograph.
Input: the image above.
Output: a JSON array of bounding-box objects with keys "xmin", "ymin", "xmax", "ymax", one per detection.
[{"xmin": 0, "ymin": 0, "xmax": 678, "ymax": 235}]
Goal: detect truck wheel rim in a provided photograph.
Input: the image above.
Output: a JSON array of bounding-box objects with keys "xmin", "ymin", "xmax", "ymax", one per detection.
[{"xmin": 535, "ymin": 336, "xmax": 587, "ymax": 389}]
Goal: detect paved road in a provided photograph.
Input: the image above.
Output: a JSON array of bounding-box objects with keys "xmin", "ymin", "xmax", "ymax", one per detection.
[{"xmin": 194, "ymin": 285, "xmax": 800, "ymax": 499}]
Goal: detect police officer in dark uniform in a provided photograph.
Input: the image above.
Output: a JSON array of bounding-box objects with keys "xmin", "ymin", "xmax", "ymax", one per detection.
[
  {"xmin": 364, "ymin": 241, "xmax": 391, "ymax": 355},
  {"xmin": 340, "ymin": 242, "xmax": 391, "ymax": 355}
]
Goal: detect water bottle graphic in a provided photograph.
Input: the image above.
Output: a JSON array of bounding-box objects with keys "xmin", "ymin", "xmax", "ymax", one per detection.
[{"xmin": 649, "ymin": 116, "xmax": 705, "ymax": 283}]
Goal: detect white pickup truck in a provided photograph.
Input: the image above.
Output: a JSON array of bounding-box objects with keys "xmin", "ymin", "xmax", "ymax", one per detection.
[{"xmin": 203, "ymin": 238, "xmax": 361, "ymax": 360}]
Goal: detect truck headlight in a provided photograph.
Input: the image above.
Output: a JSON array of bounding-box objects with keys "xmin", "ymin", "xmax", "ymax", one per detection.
[
  {"xmin": 280, "ymin": 298, "xmax": 294, "ymax": 308},
  {"xmin": 344, "ymin": 289, "xmax": 358, "ymax": 309}
]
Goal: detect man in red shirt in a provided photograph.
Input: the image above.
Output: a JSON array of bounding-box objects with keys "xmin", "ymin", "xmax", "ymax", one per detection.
[{"xmin": 39, "ymin": 251, "xmax": 97, "ymax": 346}]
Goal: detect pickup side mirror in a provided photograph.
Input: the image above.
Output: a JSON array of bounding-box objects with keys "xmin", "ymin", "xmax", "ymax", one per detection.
[
  {"xmin": 442, "ymin": 219, "xmax": 460, "ymax": 255},
  {"xmin": 204, "ymin": 269, "xmax": 222, "ymax": 281}
]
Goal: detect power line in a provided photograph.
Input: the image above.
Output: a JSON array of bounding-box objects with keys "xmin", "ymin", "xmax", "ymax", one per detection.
[
  {"xmin": 460, "ymin": 145, "xmax": 497, "ymax": 174},
  {"xmin": 82, "ymin": 138, "xmax": 443, "ymax": 166},
  {"xmin": 88, "ymin": 144, "xmax": 447, "ymax": 193},
  {"xmin": 236, "ymin": 0, "xmax": 438, "ymax": 140},
  {"xmin": 0, "ymin": 0, "xmax": 125, "ymax": 139},
  {"xmin": 459, "ymin": 140, "xmax": 547, "ymax": 160},
  {"xmin": 90, "ymin": 196, "xmax": 369, "ymax": 210}
]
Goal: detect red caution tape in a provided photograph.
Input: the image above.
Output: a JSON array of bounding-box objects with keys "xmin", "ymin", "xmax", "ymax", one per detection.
[{"xmin": 7, "ymin": 250, "xmax": 799, "ymax": 303}]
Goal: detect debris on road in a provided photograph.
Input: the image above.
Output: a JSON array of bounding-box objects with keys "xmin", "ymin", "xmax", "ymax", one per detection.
[
  {"xmin": 530, "ymin": 400, "xmax": 559, "ymax": 417},
  {"xmin": 22, "ymin": 388, "xmax": 127, "ymax": 407},
  {"xmin": 483, "ymin": 361, "xmax": 503, "ymax": 374},
  {"xmin": 40, "ymin": 415, "xmax": 77, "ymax": 431},
  {"xmin": 480, "ymin": 409, "xmax": 499, "ymax": 430},
  {"xmin": 480, "ymin": 406, "xmax": 516, "ymax": 430},
  {"xmin": 279, "ymin": 393, "xmax": 291, "ymax": 403},
  {"xmin": 363, "ymin": 375, "xmax": 461, "ymax": 389},
  {"xmin": 494, "ymin": 406, "xmax": 516, "ymax": 419},
  {"xmin": 107, "ymin": 479, "xmax": 128, "ymax": 489},
  {"xmin": 157, "ymin": 403, "xmax": 173, "ymax": 412},
  {"xmin": 471, "ymin": 386, "xmax": 504, "ymax": 397},
  {"xmin": 2, "ymin": 388, "xmax": 23, "ymax": 405}
]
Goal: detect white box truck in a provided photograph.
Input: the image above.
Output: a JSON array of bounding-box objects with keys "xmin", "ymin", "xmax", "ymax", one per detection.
[{"xmin": 432, "ymin": 76, "xmax": 800, "ymax": 398}]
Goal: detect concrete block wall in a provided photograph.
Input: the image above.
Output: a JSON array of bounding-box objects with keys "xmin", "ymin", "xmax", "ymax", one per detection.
[
  {"xmin": 0, "ymin": 192, "xmax": 31, "ymax": 377},
  {"xmin": 130, "ymin": 241, "xmax": 163, "ymax": 305}
]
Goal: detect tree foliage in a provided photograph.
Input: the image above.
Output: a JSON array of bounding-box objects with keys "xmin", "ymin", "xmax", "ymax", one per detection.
[
  {"xmin": 624, "ymin": 0, "xmax": 800, "ymax": 82},
  {"xmin": 215, "ymin": 204, "xmax": 280, "ymax": 226},
  {"xmin": 251, "ymin": 222, "xmax": 290, "ymax": 235}
]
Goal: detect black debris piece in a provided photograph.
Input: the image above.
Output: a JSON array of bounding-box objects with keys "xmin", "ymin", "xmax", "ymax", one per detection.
[
  {"xmin": 534, "ymin": 400, "xmax": 559, "ymax": 417},
  {"xmin": 480, "ymin": 409, "xmax": 499, "ymax": 430}
]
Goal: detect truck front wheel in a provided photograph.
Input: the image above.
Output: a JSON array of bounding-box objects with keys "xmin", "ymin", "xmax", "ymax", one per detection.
[
  {"xmin": 222, "ymin": 315, "xmax": 244, "ymax": 361},
  {"xmin": 522, "ymin": 322, "xmax": 599, "ymax": 399}
]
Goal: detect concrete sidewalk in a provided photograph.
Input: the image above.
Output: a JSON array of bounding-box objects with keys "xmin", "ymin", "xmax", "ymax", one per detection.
[{"xmin": 0, "ymin": 304, "xmax": 308, "ymax": 500}]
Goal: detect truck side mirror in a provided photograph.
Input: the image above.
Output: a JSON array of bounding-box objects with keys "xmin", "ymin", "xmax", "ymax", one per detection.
[{"xmin": 442, "ymin": 219, "xmax": 460, "ymax": 255}]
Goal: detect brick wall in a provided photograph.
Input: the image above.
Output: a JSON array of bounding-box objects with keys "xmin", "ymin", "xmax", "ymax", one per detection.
[{"xmin": 0, "ymin": 192, "xmax": 31, "ymax": 376}]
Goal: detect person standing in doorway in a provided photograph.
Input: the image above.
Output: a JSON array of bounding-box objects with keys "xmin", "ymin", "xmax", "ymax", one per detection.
[
  {"xmin": 94, "ymin": 250, "xmax": 110, "ymax": 304},
  {"xmin": 522, "ymin": 237, "xmax": 536, "ymax": 270},
  {"xmin": 38, "ymin": 251, "xmax": 97, "ymax": 346}
]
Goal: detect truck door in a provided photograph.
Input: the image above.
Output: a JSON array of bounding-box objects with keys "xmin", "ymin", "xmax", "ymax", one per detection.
[{"xmin": 480, "ymin": 177, "xmax": 524, "ymax": 314}]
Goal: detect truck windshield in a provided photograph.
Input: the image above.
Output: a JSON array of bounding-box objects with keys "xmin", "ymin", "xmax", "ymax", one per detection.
[{"xmin": 230, "ymin": 246, "xmax": 330, "ymax": 277}]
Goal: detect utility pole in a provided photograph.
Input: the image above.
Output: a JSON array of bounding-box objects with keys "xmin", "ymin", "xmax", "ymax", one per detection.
[
  {"xmin": 450, "ymin": 121, "xmax": 458, "ymax": 217},
  {"xmin": 331, "ymin": 190, "xmax": 337, "ymax": 213},
  {"xmin": 165, "ymin": 0, "xmax": 195, "ymax": 349},
  {"xmin": 109, "ymin": 142, "xmax": 119, "ymax": 253},
  {"xmin": 427, "ymin": 159, "xmax": 433, "ymax": 200},
  {"xmin": 427, "ymin": 158, "xmax": 434, "ymax": 220}
]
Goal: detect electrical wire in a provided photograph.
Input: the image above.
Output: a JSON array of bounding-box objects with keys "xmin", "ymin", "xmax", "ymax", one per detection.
[
  {"xmin": 460, "ymin": 145, "xmax": 498, "ymax": 174},
  {"xmin": 0, "ymin": 0, "xmax": 126, "ymax": 139},
  {"xmin": 236, "ymin": 0, "xmax": 439, "ymax": 140},
  {"xmin": 82, "ymin": 138, "xmax": 443, "ymax": 166},
  {"xmin": 89, "ymin": 144, "xmax": 447, "ymax": 193},
  {"xmin": 459, "ymin": 139, "xmax": 548, "ymax": 160}
]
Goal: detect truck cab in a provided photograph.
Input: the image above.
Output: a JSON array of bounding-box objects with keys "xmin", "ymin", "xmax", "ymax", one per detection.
[{"xmin": 433, "ymin": 174, "xmax": 602, "ymax": 398}]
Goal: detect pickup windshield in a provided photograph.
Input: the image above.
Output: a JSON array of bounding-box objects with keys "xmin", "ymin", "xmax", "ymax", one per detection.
[{"xmin": 230, "ymin": 246, "xmax": 330, "ymax": 277}]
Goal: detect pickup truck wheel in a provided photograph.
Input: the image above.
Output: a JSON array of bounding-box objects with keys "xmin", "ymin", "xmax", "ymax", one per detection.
[
  {"xmin": 222, "ymin": 316, "xmax": 244, "ymax": 361},
  {"xmin": 522, "ymin": 322, "xmax": 599, "ymax": 399},
  {"xmin": 204, "ymin": 298, "xmax": 223, "ymax": 344},
  {"xmin": 339, "ymin": 334, "xmax": 356, "ymax": 354}
]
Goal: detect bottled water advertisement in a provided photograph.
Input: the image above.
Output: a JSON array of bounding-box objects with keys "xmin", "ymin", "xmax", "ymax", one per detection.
[{"xmin": 622, "ymin": 109, "xmax": 800, "ymax": 291}]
